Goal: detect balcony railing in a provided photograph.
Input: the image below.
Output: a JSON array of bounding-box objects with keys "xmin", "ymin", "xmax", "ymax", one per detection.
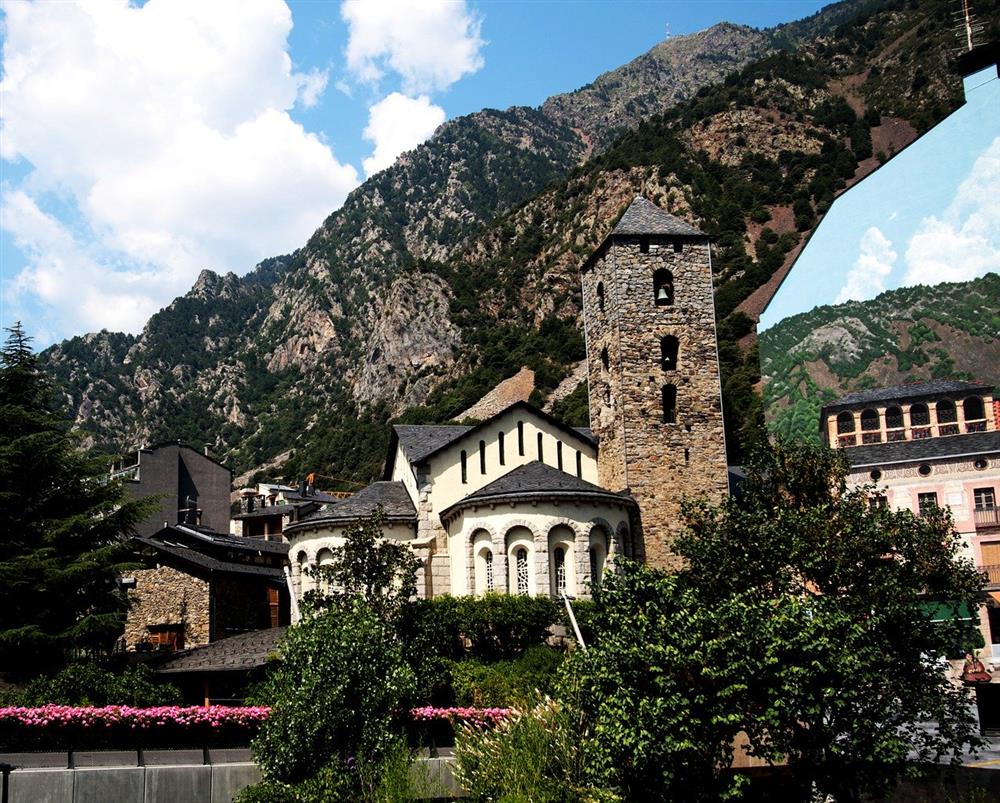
[
  {"xmin": 982, "ymin": 564, "xmax": 1000, "ymax": 587},
  {"xmin": 938, "ymin": 423, "xmax": 960, "ymax": 436},
  {"xmin": 974, "ymin": 507, "xmax": 1000, "ymax": 529},
  {"xmin": 966, "ymin": 419, "xmax": 987, "ymax": 433}
]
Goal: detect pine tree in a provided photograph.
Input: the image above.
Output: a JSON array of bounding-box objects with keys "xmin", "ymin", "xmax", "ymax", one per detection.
[{"xmin": 0, "ymin": 323, "xmax": 154, "ymax": 677}]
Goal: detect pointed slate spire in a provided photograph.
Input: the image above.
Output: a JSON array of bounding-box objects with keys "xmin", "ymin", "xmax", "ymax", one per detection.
[{"xmin": 611, "ymin": 196, "xmax": 705, "ymax": 237}]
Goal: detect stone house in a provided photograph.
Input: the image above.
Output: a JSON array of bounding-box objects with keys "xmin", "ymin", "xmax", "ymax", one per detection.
[
  {"xmin": 284, "ymin": 197, "xmax": 730, "ymax": 613},
  {"xmin": 820, "ymin": 379, "xmax": 1000, "ymax": 657},
  {"xmin": 123, "ymin": 524, "xmax": 290, "ymax": 653}
]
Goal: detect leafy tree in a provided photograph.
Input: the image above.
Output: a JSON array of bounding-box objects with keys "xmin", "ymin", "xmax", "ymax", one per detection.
[
  {"xmin": 575, "ymin": 439, "xmax": 983, "ymax": 802},
  {"xmin": 307, "ymin": 508, "xmax": 420, "ymax": 619},
  {"xmin": 0, "ymin": 323, "xmax": 155, "ymax": 676}
]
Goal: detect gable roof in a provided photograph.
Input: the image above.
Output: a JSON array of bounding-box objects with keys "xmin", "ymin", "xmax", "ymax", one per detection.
[
  {"xmin": 439, "ymin": 461, "xmax": 635, "ymax": 522},
  {"xmin": 284, "ymin": 481, "xmax": 416, "ymax": 534},
  {"xmin": 383, "ymin": 401, "xmax": 597, "ymax": 479},
  {"xmin": 611, "ymin": 196, "xmax": 705, "ymax": 237},
  {"xmin": 824, "ymin": 379, "xmax": 994, "ymax": 412},
  {"xmin": 842, "ymin": 429, "xmax": 1000, "ymax": 469}
]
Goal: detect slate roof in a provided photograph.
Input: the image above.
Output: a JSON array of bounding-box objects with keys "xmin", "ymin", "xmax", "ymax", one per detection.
[
  {"xmin": 231, "ymin": 503, "xmax": 300, "ymax": 520},
  {"xmin": 133, "ymin": 535, "xmax": 287, "ymax": 580},
  {"xmin": 574, "ymin": 427, "xmax": 595, "ymax": 442},
  {"xmin": 162, "ymin": 524, "xmax": 289, "ymax": 555},
  {"xmin": 611, "ymin": 196, "xmax": 705, "ymax": 237},
  {"xmin": 394, "ymin": 424, "xmax": 471, "ymax": 463},
  {"xmin": 439, "ymin": 461, "xmax": 635, "ymax": 521},
  {"xmin": 843, "ymin": 429, "xmax": 1000, "ymax": 468},
  {"xmin": 285, "ymin": 481, "xmax": 417, "ymax": 533},
  {"xmin": 824, "ymin": 379, "xmax": 994, "ymax": 411},
  {"xmin": 154, "ymin": 627, "xmax": 286, "ymax": 674}
]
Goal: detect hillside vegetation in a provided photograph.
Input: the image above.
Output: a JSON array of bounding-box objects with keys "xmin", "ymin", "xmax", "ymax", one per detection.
[
  {"xmin": 761, "ymin": 273, "xmax": 1000, "ymax": 444},
  {"xmin": 39, "ymin": 0, "xmax": 999, "ymax": 487}
]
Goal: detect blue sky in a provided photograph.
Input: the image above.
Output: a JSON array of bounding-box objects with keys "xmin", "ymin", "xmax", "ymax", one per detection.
[
  {"xmin": 1, "ymin": 0, "xmax": 845, "ymax": 347},
  {"xmin": 760, "ymin": 65, "xmax": 1000, "ymax": 330}
]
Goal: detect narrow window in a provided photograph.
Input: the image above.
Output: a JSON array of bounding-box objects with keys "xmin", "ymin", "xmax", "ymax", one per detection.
[
  {"xmin": 479, "ymin": 440, "xmax": 487, "ymax": 474},
  {"xmin": 653, "ymin": 269, "xmax": 673, "ymax": 306},
  {"xmin": 553, "ymin": 547, "xmax": 566, "ymax": 595},
  {"xmin": 537, "ymin": 432, "xmax": 544, "ymax": 462},
  {"xmin": 660, "ymin": 335, "xmax": 679, "ymax": 370},
  {"xmin": 461, "ymin": 450, "xmax": 468, "ymax": 484},
  {"xmin": 662, "ymin": 384, "xmax": 677, "ymax": 424},
  {"xmin": 684, "ymin": 448, "xmax": 690, "ymax": 465},
  {"xmin": 673, "ymin": 241, "xmax": 683, "ymax": 253},
  {"xmin": 596, "ymin": 282, "xmax": 605, "ymax": 312},
  {"xmin": 918, "ymin": 492, "xmax": 938, "ymax": 516},
  {"xmin": 516, "ymin": 548, "xmax": 529, "ymax": 596},
  {"xmin": 517, "ymin": 421, "xmax": 525, "ymax": 455},
  {"xmin": 836, "ymin": 412, "xmax": 855, "ymax": 434},
  {"xmin": 640, "ymin": 235, "xmax": 650, "ymax": 254},
  {"xmin": 557, "ymin": 441, "xmax": 563, "ymax": 470},
  {"xmin": 575, "ymin": 450, "xmax": 582, "ymax": 478},
  {"xmin": 498, "ymin": 431, "xmax": 505, "ymax": 465},
  {"xmin": 484, "ymin": 551, "xmax": 494, "ymax": 592},
  {"xmin": 589, "ymin": 547, "xmax": 599, "ymax": 588},
  {"xmin": 601, "ymin": 346, "xmax": 609, "ymax": 372}
]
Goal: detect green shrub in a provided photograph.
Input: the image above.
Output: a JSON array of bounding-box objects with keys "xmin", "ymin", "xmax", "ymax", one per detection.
[
  {"xmin": 251, "ymin": 598, "xmax": 416, "ymax": 786},
  {"xmin": 0, "ymin": 662, "xmax": 181, "ymax": 707},
  {"xmin": 451, "ymin": 646, "xmax": 564, "ymax": 707},
  {"xmin": 456, "ymin": 594, "xmax": 560, "ymax": 660}
]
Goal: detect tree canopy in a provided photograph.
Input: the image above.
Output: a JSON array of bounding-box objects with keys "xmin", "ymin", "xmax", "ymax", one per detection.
[
  {"xmin": 573, "ymin": 439, "xmax": 985, "ymax": 802},
  {"xmin": 0, "ymin": 323, "xmax": 154, "ymax": 676}
]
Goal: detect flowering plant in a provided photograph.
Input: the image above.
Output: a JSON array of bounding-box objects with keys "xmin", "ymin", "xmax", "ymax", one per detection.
[{"xmin": 0, "ymin": 705, "xmax": 271, "ymax": 751}]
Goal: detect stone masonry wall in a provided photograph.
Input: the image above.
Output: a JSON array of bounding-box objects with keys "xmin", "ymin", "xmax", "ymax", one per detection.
[
  {"xmin": 582, "ymin": 236, "xmax": 729, "ymax": 570},
  {"xmin": 123, "ymin": 566, "xmax": 210, "ymax": 650}
]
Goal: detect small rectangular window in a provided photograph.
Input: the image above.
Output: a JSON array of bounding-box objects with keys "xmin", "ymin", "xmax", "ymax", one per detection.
[
  {"xmin": 518, "ymin": 421, "xmax": 524, "ymax": 456},
  {"xmin": 918, "ymin": 492, "xmax": 938, "ymax": 516},
  {"xmin": 537, "ymin": 432, "xmax": 544, "ymax": 462},
  {"xmin": 479, "ymin": 440, "xmax": 487, "ymax": 475},
  {"xmin": 499, "ymin": 431, "xmax": 505, "ymax": 465},
  {"xmin": 557, "ymin": 441, "xmax": 563, "ymax": 471},
  {"xmin": 639, "ymin": 235, "xmax": 649, "ymax": 254},
  {"xmin": 673, "ymin": 241, "xmax": 683, "ymax": 253},
  {"xmin": 575, "ymin": 451, "xmax": 582, "ymax": 478}
]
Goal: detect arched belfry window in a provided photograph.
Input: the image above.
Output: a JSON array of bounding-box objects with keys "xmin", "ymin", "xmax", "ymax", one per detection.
[
  {"xmin": 910, "ymin": 403, "xmax": 930, "ymax": 426},
  {"xmin": 660, "ymin": 336, "xmax": 679, "ymax": 371},
  {"xmin": 885, "ymin": 406, "xmax": 903, "ymax": 429},
  {"xmin": 860, "ymin": 409, "xmax": 879, "ymax": 430},
  {"xmin": 965, "ymin": 396, "xmax": 985, "ymax": 421},
  {"xmin": 936, "ymin": 400, "xmax": 956, "ymax": 423},
  {"xmin": 662, "ymin": 384, "xmax": 677, "ymax": 424},
  {"xmin": 596, "ymin": 282, "xmax": 605, "ymax": 312},
  {"xmin": 653, "ymin": 269, "xmax": 673, "ymax": 306},
  {"xmin": 836, "ymin": 412, "xmax": 855, "ymax": 434}
]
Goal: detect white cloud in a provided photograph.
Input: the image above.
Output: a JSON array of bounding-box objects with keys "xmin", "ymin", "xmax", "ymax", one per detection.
[
  {"xmin": 903, "ymin": 137, "xmax": 1000, "ymax": 286},
  {"xmin": 834, "ymin": 226, "xmax": 897, "ymax": 304},
  {"xmin": 296, "ymin": 67, "xmax": 329, "ymax": 108},
  {"xmin": 341, "ymin": 0, "xmax": 485, "ymax": 94},
  {"xmin": 0, "ymin": 0, "xmax": 359, "ymax": 340},
  {"xmin": 362, "ymin": 93, "xmax": 445, "ymax": 177}
]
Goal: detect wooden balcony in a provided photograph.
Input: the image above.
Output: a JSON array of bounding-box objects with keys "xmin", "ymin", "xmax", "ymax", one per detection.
[{"xmin": 975, "ymin": 507, "xmax": 1000, "ymax": 531}]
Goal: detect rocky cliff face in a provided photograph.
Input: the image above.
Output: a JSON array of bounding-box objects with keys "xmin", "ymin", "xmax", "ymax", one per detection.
[{"xmin": 40, "ymin": 0, "xmax": 989, "ymax": 485}]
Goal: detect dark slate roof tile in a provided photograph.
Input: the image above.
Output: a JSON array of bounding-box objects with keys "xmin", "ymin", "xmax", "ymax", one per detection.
[
  {"xmin": 393, "ymin": 424, "xmax": 471, "ymax": 463},
  {"xmin": 826, "ymin": 379, "xmax": 993, "ymax": 410},
  {"xmin": 133, "ymin": 536, "xmax": 286, "ymax": 579},
  {"xmin": 611, "ymin": 196, "xmax": 705, "ymax": 237},
  {"xmin": 154, "ymin": 627, "xmax": 286, "ymax": 674},
  {"xmin": 843, "ymin": 430, "xmax": 1000, "ymax": 468},
  {"xmin": 440, "ymin": 461, "xmax": 635, "ymax": 520},
  {"xmin": 289, "ymin": 481, "xmax": 416, "ymax": 531}
]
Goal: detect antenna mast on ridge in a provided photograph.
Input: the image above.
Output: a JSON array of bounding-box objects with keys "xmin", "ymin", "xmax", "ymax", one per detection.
[{"xmin": 952, "ymin": 0, "xmax": 985, "ymax": 53}]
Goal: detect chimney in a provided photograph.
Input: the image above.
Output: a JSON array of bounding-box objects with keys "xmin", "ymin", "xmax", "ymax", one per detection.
[{"xmin": 240, "ymin": 488, "xmax": 256, "ymax": 514}]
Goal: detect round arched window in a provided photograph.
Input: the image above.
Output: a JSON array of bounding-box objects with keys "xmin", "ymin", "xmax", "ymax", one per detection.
[
  {"xmin": 870, "ymin": 469, "xmax": 882, "ymax": 482},
  {"xmin": 918, "ymin": 464, "xmax": 932, "ymax": 477}
]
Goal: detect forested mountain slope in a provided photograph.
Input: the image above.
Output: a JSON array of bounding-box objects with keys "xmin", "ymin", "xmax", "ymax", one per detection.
[
  {"xmin": 761, "ymin": 274, "xmax": 1000, "ymax": 444},
  {"xmin": 40, "ymin": 0, "xmax": 997, "ymax": 488}
]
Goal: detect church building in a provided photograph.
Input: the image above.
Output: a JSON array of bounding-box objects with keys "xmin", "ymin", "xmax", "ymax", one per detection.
[{"xmin": 284, "ymin": 197, "xmax": 729, "ymax": 610}]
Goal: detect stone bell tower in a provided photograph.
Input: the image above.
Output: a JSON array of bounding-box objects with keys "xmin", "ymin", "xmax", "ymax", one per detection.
[{"xmin": 581, "ymin": 196, "xmax": 729, "ymax": 570}]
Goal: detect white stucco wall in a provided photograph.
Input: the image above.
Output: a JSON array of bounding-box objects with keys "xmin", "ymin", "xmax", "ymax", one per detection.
[{"xmin": 424, "ymin": 408, "xmax": 599, "ymax": 515}]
